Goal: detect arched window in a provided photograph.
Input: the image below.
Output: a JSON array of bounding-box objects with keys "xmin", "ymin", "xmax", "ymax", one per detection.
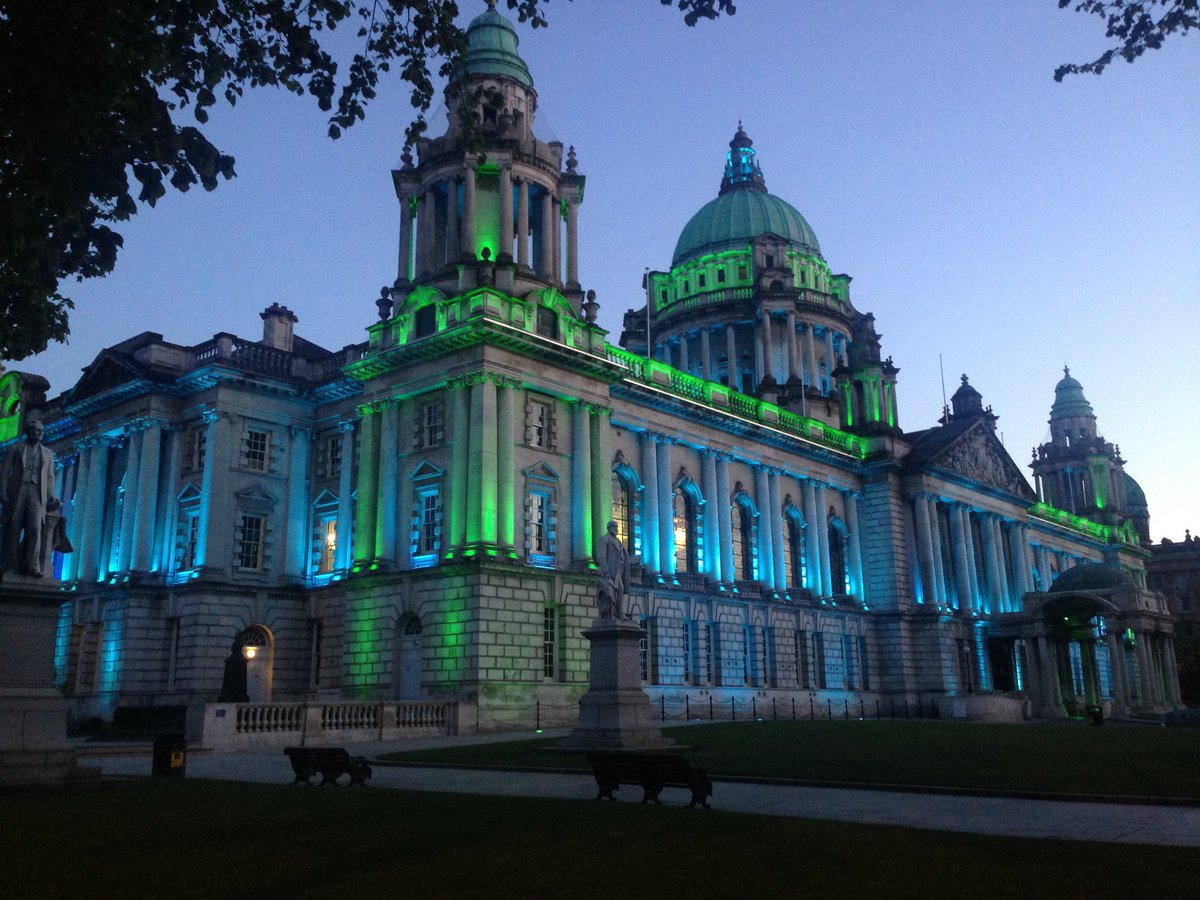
[
  {"xmin": 829, "ymin": 519, "xmax": 848, "ymax": 596},
  {"xmin": 784, "ymin": 508, "xmax": 807, "ymax": 590},
  {"xmin": 673, "ymin": 485, "xmax": 700, "ymax": 574},
  {"xmin": 611, "ymin": 465, "xmax": 642, "ymax": 555},
  {"xmin": 732, "ymin": 495, "xmax": 756, "ymax": 582}
]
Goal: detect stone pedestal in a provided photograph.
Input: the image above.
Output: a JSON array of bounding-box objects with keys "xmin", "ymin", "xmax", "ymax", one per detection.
[
  {"xmin": 0, "ymin": 575, "xmax": 92, "ymax": 786},
  {"xmin": 566, "ymin": 618, "xmax": 672, "ymax": 750}
]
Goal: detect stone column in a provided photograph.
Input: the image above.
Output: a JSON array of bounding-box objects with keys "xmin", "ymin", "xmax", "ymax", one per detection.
[
  {"xmin": 702, "ymin": 450, "xmax": 720, "ymax": 583},
  {"xmin": 155, "ymin": 425, "xmax": 183, "ymax": 575},
  {"xmin": 196, "ymin": 410, "xmax": 231, "ymax": 575},
  {"xmin": 1164, "ymin": 638, "xmax": 1182, "ymax": 707},
  {"xmin": 500, "ymin": 166, "xmax": 514, "ymax": 260},
  {"xmin": 467, "ymin": 377, "xmax": 498, "ymax": 548},
  {"xmin": 116, "ymin": 428, "xmax": 141, "ymax": 575},
  {"xmin": 540, "ymin": 189, "xmax": 554, "ymax": 278},
  {"xmin": 1038, "ymin": 635, "xmax": 1066, "ymax": 717},
  {"xmin": 725, "ymin": 325, "xmax": 738, "ymax": 390},
  {"xmin": 993, "ymin": 519, "xmax": 1012, "ymax": 613},
  {"xmin": 678, "ymin": 333, "xmax": 689, "ymax": 373},
  {"xmin": 552, "ymin": 195, "xmax": 562, "ymax": 281},
  {"xmin": 700, "ymin": 327, "xmax": 712, "ymax": 382},
  {"xmin": 572, "ymin": 400, "xmax": 593, "ymax": 565},
  {"xmin": 845, "ymin": 490, "xmax": 865, "ymax": 602},
  {"xmin": 353, "ymin": 407, "xmax": 379, "ymax": 566},
  {"xmin": 980, "ymin": 513, "xmax": 1003, "ymax": 615},
  {"xmin": 516, "ymin": 178, "xmax": 530, "ymax": 266},
  {"xmin": 786, "ymin": 311, "xmax": 799, "ymax": 382},
  {"xmin": 949, "ymin": 503, "xmax": 973, "ymax": 612},
  {"xmin": 640, "ymin": 432, "xmax": 658, "ymax": 576},
  {"xmin": 823, "ymin": 328, "xmax": 835, "ymax": 393},
  {"xmin": 815, "ymin": 483, "xmax": 831, "ymax": 598},
  {"xmin": 1105, "ymin": 631, "xmax": 1131, "ymax": 718},
  {"xmin": 285, "ymin": 425, "xmax": 311, "ymax": 581},
  {"xmin": 913, "ymin": 494, "xmax": 936, "ymax": 606},
  {"xmin": 753, "ymin": 316, "xmax": 765, "ymax": 385},
  {"xmin": 419, "ymin": 185, "xmax": 437, "ymax": 277},
  {"xmin": 1080, "ymin": 638, "xmax": 1100, "ymax": 707},
  {"xmin": 716, "ymin": 454, "xmax": 734, "ymax": 587},
  {"xmin": 397, "ymin": 193, "xmax": 413, "ymax": 282},
  {"xmin": 462, "ymin": 164, "xmax": 477, "ymax": 260},
  {"xmin": 67, "ymin": 441, "xmax": 94, "ymax": 583},
  {"xmin": 448, "ymin": 382, "xmax": 470, "ymax": 554},
  {"xmin": 589, "ymin": 405, "xmax": 612, "ymax": 562},
  {"xmin": 768, "ymin": 468, "xmax": 785, "ymax": 592},
  {"xmin": 927, "ymin": 498, "xmax": 947, "ymax": 607},
  {"xmin": 802, "ymin": 479, "xmax": 821, "ymax": 596},
  {"xmin": 444, "ymin": 178, "xmax": 459, "ymax": 264},
  {"xmin": 130, "ymin": 420, "xmax": 162, "ymax": 575},
  {"xmin": 761, "ymin": 314, "xmax": 775, "ymax": 382},
  {"xmin": 805, "ymin": 325, "xmax": 817, "ymax": 389},
  {"xmin": 656, "ymin": 436, "xmax": 673, "ymax": 578},
  {"xmin": 1133, "ymin": 633, "xmax": 1152, "ymax": 709},
  {"xmin": 375, "ymin": 402, "xmax": 399, "ymax": 566},
  {"xmin": 754, "ymin": 465, "xmax": 773, "ymax": 588},
  {"xmin": 497, "ymin": 382, "xmax": 516, "ymax": 553},
  {"xmin": 566, "ymin": 196, "xmax": 579, "ymax": 286},
  {"xmin": 335, "ymin": 419, "xmax": 356, "ymax": 572}
]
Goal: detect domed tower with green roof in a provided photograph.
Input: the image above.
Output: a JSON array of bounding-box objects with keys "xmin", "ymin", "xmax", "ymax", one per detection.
[
  {"xmin": 621, "ymin": 125, "xmax": 886, "ymax": 430},
  {"xmin": 1031, "ymin": 367, "xmax": 1144, "ymax": 538},
  {"xmin": 390, "ymin": 0, "xmax": 585, "ymax": 300}
]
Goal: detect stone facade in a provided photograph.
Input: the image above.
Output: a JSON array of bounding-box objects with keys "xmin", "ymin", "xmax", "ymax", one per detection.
[{"xmin": 1, "ymin": 5, "xmax": 1181, "ymax": 731}]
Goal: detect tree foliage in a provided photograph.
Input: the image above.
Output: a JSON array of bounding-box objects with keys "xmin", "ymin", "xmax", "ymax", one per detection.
[
  {"xmin": 1055, "ymin": 0, "xmax": 1198, "ymax": 80},
  {"xmin": 0, "ymin": 0, "xmax": 734, "ymax": 362}
]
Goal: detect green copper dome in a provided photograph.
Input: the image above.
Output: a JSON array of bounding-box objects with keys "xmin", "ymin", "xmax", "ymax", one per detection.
[
  {"xmin": 672, "ymin": 125, "xmax": 821, "ymax": 267},
  {"xmin": 457, "ymin": 2, "xmax": 533, "ymax": 88},
  {"xmin": 1050, "ymin": 366, "xmax": 1094, "ymax": 419}
]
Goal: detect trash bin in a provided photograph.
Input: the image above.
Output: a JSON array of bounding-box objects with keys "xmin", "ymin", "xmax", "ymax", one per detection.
[
  {"xmin": 1085, "ymin": 705, "xmax": 1104, "ymax": 727},
  {"xmin": 151, "ymin": 731, "xmax": 187, "ymax": 777}
]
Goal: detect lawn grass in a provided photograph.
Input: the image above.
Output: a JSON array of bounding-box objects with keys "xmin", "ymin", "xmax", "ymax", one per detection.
[
  {"xmin": 380, "ymin": 720, "xmax": 1200, "ymax": 799},
  {"xmin": 3, "ymin": 779, "xmax": 1198, "ymax": 899}
]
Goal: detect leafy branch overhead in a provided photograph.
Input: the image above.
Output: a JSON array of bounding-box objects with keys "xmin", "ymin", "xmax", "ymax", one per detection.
[
  {"xmin": 1055, "ymin": 0, "xmax": 1198, "ymax": 80},
  {"xmin": 0, "ymin": 0, "xmax": 735, "ymax": 362}
]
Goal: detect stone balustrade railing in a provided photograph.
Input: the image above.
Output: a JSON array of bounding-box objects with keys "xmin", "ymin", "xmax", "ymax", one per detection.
[{"xmin": 195, "ymin": 699, "xmax": 458, "ymax": 749}]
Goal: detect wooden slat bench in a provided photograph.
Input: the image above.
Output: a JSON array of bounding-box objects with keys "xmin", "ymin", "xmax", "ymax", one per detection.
[
  {"xmin": 283, "ymin": 746, "xmax": 372, "ymax": 786},
  {"xmin": 586, "ymin": 751, "xmax": 712, "ymax": 808}
]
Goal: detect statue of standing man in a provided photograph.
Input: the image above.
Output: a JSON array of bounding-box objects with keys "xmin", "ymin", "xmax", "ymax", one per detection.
[
  {"xmin": 1, "ymin": 419, "xmax": 59, "ymax": 578},
  {"xmin": 596, "ymin": 520, "xmax": 630, "ymax": 621}
]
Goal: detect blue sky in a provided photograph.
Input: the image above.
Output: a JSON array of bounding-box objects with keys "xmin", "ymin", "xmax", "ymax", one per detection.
[{"xmin": 11, "ymin": 0, "xmax": 1198, "ymax": 541}]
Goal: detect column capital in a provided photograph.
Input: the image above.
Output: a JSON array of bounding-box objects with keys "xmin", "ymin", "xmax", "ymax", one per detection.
[
  {"xmin": 290, "ymin": 424, "xmax": 314, "ymax": 440},
  {"xmin": 337, "ymin": 417, "xmax": 360, "ymax": 434}
]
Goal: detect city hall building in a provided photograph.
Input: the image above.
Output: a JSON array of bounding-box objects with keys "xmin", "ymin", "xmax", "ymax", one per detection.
[{"xmin": 6, "ymin": 5, "xmax": 1180, "ymax": 733}]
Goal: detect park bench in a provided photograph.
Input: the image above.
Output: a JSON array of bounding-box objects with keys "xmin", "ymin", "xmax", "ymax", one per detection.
[
  {"xmin": 283, "ymin": 746, "xmax": 372, "ymax": 786},
  {"xmin": 586, "ymin": 751, "xmax": 712, "ymax": 808}
]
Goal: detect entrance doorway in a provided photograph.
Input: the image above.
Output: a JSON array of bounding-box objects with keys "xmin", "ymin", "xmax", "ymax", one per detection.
[{"xmin": 395, "ymin": 616, "xmax": 423, "ymax": 700}]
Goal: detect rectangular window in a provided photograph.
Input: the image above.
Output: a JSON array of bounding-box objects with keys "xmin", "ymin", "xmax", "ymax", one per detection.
[
  {"xmin": 707, "ymin": 622, "xmax": 720, "ymax": 686},
  {"xmin": 527, "ymin": 399, "xmax": 551, "ymax": 448},
  {"xmin": 737, "ymin": 264, "xmax": 748, "ymax": 280},
  {"xmin": 698, "ymin": 272, "xmax": 707, "ymax": 289},
  {"xmin": 639, "ymin": 617, "xmax": 657, "ymax": 684},
  {"xmin": 814, "ymin": 632, "xmax": 827, "ymax": 689},
  {"xmin": 717, "ymin": 267, "xmax": 726, "ymax": 283},
  {"xmin": 167, "ymin": 619, "xmax": 181, "ymax": 690},
  {"xmin": 310, "ymin": 621, "xmax": 324, "ymax": 688},
  {"xmin": 190, "ymin": 429, "xmax": 207, "ymax": 472},
  {"xmin": 244, "ymin": 429, "xmax": 269, "ymax": 471},
  {"xmin": 683, "ymin": 621, "xmax": 694, "ymax": 684},
  {"xmin": 317, "ymin": 517, "xmax": 337, "ymax": 574},
  {"xmin": 180, "ymin": 509, "xmax": 200, "ymax": 570},
  {"xmin": 795, "ymin": 629, "xmax": 810, "ymax": 688},
  {"xmin": 328, "ymin": 435, "xmax": 343, "ymax": 479},
  {"xmin": 858, "ymin": 635, "xmax": 870, "ymax": 690},
  {"xmin": 422, "ymin": 401, "xmax": 445, "ymax": 447},
  {"xmin": 236, "ymin": 514, "xmax": 264, "ymax": 570},
  {"xmin": 543, "ymin": 607, "xmax": 558, "ymax": 679},
  {"xmin": 536, "ymin": 306, "xmax": 558, "ymax": 338},
  {"xmin": 419, "ymin": 491, "xmax": 441, "ymax": 556},
  {"xmin": 530, "ymin": 493, "xmax": 548, "ymax": 553},
  {"xmin": 743, "ymin": 626, "xmax": 755, "ymax": 685},
  {"xmin": 843, "ymin": 634, "xmax": 858, "ymax": 690}
]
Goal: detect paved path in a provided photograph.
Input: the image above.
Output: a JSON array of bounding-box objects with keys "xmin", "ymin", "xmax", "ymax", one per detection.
[{"xmin": 85, "ymin": 733, "xmax": 1200, "ymax": 848}]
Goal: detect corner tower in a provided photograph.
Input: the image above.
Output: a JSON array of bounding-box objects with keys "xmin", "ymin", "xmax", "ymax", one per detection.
[
  {"xmin": 1031, "ymin": 367, "xmax": 1143, "ymax": 538},
  {"xmin": 391, "ymin": 0, "xmax": 585, "ymax": 302}
]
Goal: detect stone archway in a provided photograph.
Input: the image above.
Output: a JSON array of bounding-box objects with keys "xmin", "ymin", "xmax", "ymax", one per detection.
[{"xmin": 238, "ymin": 625, "xmax": 273, "ymax": 703}]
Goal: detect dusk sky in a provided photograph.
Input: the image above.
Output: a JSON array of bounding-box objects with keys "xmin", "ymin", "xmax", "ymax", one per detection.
[{"xmin": 9, "ymin": 0, "xmax": 1197, "ymax": 541}]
